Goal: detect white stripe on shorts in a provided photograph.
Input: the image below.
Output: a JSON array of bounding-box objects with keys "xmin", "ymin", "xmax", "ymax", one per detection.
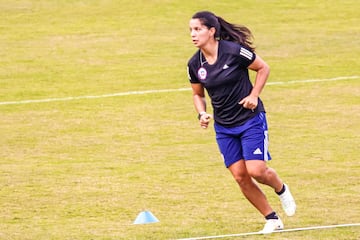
[{"xmin": 264, "ymin": 130, "xmax": 269, "ymax": 161}]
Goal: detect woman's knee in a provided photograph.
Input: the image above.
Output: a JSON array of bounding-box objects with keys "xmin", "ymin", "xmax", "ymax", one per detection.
[
  {"xmin": 246, "ymin": 161, "xmax": 267, "ymax": 181},
  {"xmin": 228, "ymin": 160, "xmax": 253, "ymax": 187},
  {"xmin": 248, "ymin": 168, "xmax": 264, "ymax": 179},
  {"xmin": 233, "ymin": 172, "xmax": 252, "ymax": 188}
]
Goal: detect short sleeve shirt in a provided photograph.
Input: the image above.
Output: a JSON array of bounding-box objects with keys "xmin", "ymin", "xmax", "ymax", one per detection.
[{"xmin": 187, "ymin": 40, "xmax": 265, "ymax": 127}]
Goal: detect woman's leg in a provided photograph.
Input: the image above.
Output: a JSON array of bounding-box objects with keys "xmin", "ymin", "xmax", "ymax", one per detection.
[
  {"xmin": 229, "ymin": 159, "xmax": 287, "ymax": 233},
  {"xmin": 245, "ymin": 160, "xmax": 296, "ymax": 217},
  {"xmin": 228, "ymin": 160, "xmax": 274, "ymax": 217},
  {"xmin": 245, "ymin": 160, "xmax": 283, "ymax": 192}
]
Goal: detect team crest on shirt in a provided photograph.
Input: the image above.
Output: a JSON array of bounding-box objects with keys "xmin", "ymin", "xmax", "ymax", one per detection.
[{"xmin": 197, "ymin": 67, "xmax": 207, "ymax": 80}]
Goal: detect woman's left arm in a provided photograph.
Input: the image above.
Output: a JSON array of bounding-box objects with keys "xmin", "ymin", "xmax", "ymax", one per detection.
[{"xmin": 239, "ymin": 55, "xmax": 270, "ymax": 110}]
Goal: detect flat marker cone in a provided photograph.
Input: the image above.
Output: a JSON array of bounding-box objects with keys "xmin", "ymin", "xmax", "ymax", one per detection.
[{"xmin": 133, "ymin": 211, "xmax": 159, "ymax": 224}]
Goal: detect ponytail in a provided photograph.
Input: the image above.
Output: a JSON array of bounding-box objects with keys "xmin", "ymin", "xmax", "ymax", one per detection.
[
  {"xmin": 217, "ymin": 16, "xmax": 255, "ymax": 51},
  {"xmin": 192, "ymin": 11, "xmax": 255, "ymax": 51}
]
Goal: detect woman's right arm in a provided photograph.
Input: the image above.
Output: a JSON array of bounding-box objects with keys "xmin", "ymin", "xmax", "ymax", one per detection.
[
  {"xmin": 191, "ymin": 83, "xmax": 206, "ymax": 113},
  {"xmin": 191, "ymin": 83, "xmax": 211, "ymax": 129}
]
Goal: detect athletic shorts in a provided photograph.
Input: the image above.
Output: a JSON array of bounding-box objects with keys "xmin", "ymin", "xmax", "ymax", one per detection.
[{"xmin": 214, "ymin": 112, "xmax": 272, "ymax": 168}]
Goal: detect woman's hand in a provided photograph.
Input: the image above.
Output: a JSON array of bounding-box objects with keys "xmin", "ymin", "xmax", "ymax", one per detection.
[
  {"xmin": 199, "ymin": 113, "xmax": 212, "ymax": 129},
  {"xmin": 238, "ymin": 95, "xmax": 258, "ymax": 111}
]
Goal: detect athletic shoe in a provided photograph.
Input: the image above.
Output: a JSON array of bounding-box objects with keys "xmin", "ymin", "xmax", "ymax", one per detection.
[
  {"xmin": 279, "ymin": 183, "xmax": 296, "ymax": 216},
  {"xmin": 260, "ymin": 218, "xmax": 284, "ymax": 234}
]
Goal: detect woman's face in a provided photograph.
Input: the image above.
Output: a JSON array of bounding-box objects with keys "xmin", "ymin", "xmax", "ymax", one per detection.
[{"xmin": 189, "ymin": 18, "xmax": 215, "ymax": 48}]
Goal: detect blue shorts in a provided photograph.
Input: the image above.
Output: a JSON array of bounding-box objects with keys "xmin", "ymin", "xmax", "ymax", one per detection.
[{"xmin": 215, "ymin": 112, "xmax": 272, "ymax": 168}]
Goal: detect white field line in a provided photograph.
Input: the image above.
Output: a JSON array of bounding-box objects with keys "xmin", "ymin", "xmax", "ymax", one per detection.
[
  {"xmin": 0, "ymin": 75, "xmax": 359, "ymax": 106},
  {"xmin": 176, "ymin": 222, "xmax": 360, "ymax": 240}
]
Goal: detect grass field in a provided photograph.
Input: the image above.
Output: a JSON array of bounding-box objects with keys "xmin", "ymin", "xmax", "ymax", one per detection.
[{"xmin": 1, "ymin": 0, "xmax": 359, "ymax": 239}]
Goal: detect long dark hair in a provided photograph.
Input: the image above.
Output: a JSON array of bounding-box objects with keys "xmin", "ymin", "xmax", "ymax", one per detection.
[{"xmin": 192, "ymin": 11, "xmax": 255, "ymax": 51}]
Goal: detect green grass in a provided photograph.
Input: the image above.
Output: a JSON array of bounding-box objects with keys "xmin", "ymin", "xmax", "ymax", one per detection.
[{"xmin": 1, "ymin": 0, "xmax": 359, "ymax": 239}]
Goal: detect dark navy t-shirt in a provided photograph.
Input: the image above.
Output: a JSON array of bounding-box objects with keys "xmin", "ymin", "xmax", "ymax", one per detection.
[{"xmin": 187, "ymin": 40, "xmax": 265, "ymax": 127}]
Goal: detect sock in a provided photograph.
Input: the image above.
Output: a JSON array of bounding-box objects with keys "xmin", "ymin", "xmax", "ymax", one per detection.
[
  {"xmin": 265, "ymin": 211, "xmax": 279, "ymax": 220},
  {"xmin": 276, "ymin": 184, "xmax": 286, "ymax": 195}
]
